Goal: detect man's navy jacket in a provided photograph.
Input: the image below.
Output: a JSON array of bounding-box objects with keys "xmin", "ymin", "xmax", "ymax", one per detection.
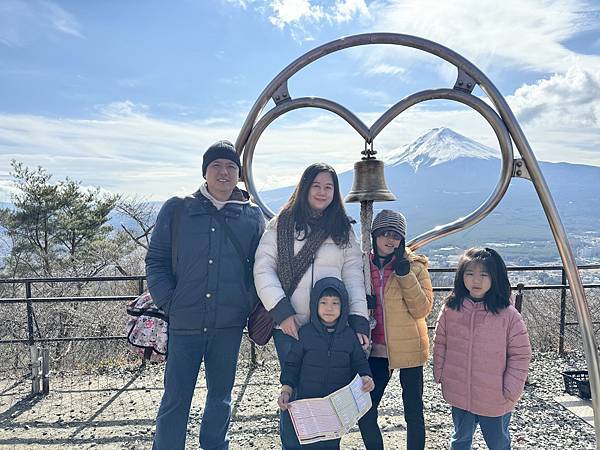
[{"xmin": 145, "ymin": 189, "xmax": 265, "ymax": 334}]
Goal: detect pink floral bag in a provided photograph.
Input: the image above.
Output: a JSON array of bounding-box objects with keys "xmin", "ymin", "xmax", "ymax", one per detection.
[
  {"xmin": 126, "ymin": 292, "xmax": 168, "ymax": 362},
  {"xmin": 126, "ymin": 198, "xmax": 184, "ymax": 362}
]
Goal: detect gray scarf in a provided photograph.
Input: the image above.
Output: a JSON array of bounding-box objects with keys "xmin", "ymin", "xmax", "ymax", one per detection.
[{"xmin": 276, "ymin": 209, "xmax": 328, "ymax": 298}]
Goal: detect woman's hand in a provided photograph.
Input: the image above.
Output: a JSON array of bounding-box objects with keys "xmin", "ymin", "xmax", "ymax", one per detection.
[
  {"xmin": 356, "ymin": 332, "xmax": 370, "ymax": 351},
  {"xmin": 278, "ymin": 391, "xmax": 291, "ymax": 410},
  {"xmin": 361, "ymin": 376, "xmax": 375, "ymax": 392},
  {"xmin": 280, "ymin": 315, "xmax": 299, "ymax": 340}
]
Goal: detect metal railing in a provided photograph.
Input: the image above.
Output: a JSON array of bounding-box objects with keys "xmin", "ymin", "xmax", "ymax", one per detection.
[{"xmin": 1, "ymin": 265, "xmax": 599, "ymax": 396}]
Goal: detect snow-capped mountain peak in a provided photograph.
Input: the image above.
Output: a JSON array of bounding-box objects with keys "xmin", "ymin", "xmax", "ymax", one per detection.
[{"xmin": 383, "ymin": 127, "xmax": 499, "ymax": 171}]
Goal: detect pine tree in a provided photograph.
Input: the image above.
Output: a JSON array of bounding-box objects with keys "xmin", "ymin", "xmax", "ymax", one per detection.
[{"xmin": 0, "ymin": 161, "xmax": 119, "ymax": 277}]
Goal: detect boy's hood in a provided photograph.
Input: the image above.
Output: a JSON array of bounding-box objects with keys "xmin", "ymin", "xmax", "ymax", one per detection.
[{"xmin": 310, "ymin": 277, "xmax": 349, "ymax": 334}]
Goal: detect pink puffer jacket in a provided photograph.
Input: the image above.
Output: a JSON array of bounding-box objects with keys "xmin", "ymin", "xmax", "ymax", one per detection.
[{"xmin": 433, "ymin": 298, "xmax": 531, "ymax": 417}]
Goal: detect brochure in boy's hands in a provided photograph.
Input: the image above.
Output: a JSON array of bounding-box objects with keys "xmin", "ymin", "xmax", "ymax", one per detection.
[{"xmin": 288, "ymin": 374, "xmax": 372, "ymax": 445}]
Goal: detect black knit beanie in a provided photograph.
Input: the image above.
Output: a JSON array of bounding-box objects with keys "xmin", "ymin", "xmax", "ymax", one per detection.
[{"xmin": 202, "ymin": 140, "xmax": 242, "ymax": 177}]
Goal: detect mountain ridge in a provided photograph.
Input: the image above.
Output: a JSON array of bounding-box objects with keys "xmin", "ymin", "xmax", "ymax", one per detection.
[
  {"xmin": 259, "ymin": 127, "xmax": 600, "ymax": 265},
  {"xmin": 383, "ymin": 127, "xmax": 498, "ymax": 170}
]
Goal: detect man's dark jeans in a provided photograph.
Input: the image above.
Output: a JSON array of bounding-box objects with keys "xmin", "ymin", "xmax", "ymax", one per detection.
[
  {"xmin": 358, "ymin": 357, "xmax": 425, "ymax": 450},
  {"xmin": 152, "ymin": 327, "xmax": 244, "ymax": 450}
]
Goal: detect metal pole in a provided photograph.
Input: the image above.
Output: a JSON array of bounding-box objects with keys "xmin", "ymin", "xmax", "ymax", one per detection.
[
  {"xmin": 515, "ymin": 283, "xmax": 524, "ymax": 313},
  {"xmin": 559, "ymin": 268, "xmax": 567, "ymax": 355},
  {"xmin": 26, "ymin": 281, "xmax": 41, "ymax": 395},
  {"xmin": 29, "ymin": 345, "xmax": 40, "ymax": 395},
  {"xmin": 26, "ymin": 282, "xmax": 34, "ymax": 346},
  {"xmin": 495, "ymin": 104, "xmax": 600, "ymax": 442},
  {"xmin": 42, "ymin": 347, "xmax": 50, "ymax": 395}
]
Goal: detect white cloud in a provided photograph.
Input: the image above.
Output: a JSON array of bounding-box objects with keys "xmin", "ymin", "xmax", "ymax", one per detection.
[
  {"xmin": 367, "ymin": 0, "xmax": 600, "ymax": 74},
  {"xmin": 231, "ymin": 0, "xmax": 368, "ymax": 36},
  {"xmin": 366, "ymin": 63, "xmax": 405, "ymax": 76},
  {"xmin": 507, "ymin": 65, "xmax": 600, "ymax": 128},
  {"xmin": 331, "ymin": 0, "xmax": 370, "ymax": 23},
  {"xmin": 245, "ymin": 0, "xmax": 600, "ymax": 76},
  {"xmin": 96, "ymin": 101, "xmax": 149, "ymax": 118},
  {"xmin": 0, "ymin": 105, "xmax": 241, "ymax": 200},
  {"xmin": 41, "ymin": 0, "xmax": 82, "ymax": 37},
  {"xmin": 224, "ymin": 0, "xmax": 262, "ymax": 9},
  {"xmin": 353, "ymin": 87, "xmax": 391, "ymax": 105},
  {"xmin": 229, "ymin": 0, "xmax": 600, "ymax": 73},
  {"xmin": 269, "ymin": 0, "xmax": 324, "ymax": 28},
  {"xmin": 0, "ymin": 0, "xmax": 82, "ymax": 46},
  {"xmin": 1, "ymin": 95, "xmax": 597, "ymax": 204}
]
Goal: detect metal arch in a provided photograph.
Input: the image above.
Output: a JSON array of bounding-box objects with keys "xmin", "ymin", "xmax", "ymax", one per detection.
[
  {"xmin": 367, "ymin": 88, "xmax": 514, "ymax": 250},
  {"xmin": 236, "ymin": 32, "xmax": 503, "ymax": 150},
  {"xmin": 242, "ymin": 97, "xmax": 370, "ymax": 218},
  {"xmin": 235, "ymin": 33, "xmax": 600, "ymax": 441}
]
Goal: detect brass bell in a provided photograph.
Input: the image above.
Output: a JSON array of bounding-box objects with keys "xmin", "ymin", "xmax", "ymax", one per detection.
[{"xmin": 345, "ymin": 158, "xmax": 396, "ymax": 203}]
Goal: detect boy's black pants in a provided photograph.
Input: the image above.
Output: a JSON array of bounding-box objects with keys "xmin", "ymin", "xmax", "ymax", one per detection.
[
  {"xmin": 358, "ymin": 357, "xmax": 425, "ymax": 450},
  {"xmin": 302, "ymin": 438, "xmax": 341, "ymax": 449}
]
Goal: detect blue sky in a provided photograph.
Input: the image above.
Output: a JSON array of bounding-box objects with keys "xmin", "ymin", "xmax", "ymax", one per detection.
[{"xmin": 1, "ymin": 0, "xmax": 599, "ymax": 200}]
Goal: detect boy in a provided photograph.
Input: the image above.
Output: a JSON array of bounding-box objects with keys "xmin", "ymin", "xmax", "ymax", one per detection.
[{"xmin": 277, "ymin": 277, "xmax": 374, "ymax": 449}]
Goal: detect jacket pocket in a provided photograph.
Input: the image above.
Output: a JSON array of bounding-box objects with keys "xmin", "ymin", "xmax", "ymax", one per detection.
[{"xmin": 165, "ymin": 282, "xmax": 184, "ymax": 316}]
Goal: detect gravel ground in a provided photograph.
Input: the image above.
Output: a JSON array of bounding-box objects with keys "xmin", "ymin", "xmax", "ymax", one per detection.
[{"xmin": 0, "ymin": 349, "xmax": 596, "ymax": 449}]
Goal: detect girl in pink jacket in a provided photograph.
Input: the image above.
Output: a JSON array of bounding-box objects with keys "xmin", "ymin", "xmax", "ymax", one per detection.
[{"xmin": 433, "ymin": 247, "xmax": 531, "ymax": 450}]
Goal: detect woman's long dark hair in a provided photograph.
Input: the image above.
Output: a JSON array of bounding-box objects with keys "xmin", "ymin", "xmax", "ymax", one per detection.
[
  {"xmin": 446, "ymin": 247, "xmax": 511, "ymax": 314},
  {"xmin": 280, "ymin": 163, "xmax": 351, "ymax": 247}
]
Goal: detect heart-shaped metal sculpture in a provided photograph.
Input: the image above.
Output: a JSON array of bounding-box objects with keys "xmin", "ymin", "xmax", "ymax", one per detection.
[
  {"xmin": 236, "ymin": 34, "xmax": 514, "ymax": 251},
  {"xmin": 235, "ymin": 34, "xmax": 600, "ymax": 428}
]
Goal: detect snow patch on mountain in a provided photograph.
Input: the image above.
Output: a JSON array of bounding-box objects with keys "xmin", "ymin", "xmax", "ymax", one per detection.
[{"xmin": 383, "ymin": 127, "xmax": 499, "ymax": 171}]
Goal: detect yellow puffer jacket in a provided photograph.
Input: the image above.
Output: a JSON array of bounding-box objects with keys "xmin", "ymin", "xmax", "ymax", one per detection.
[{"xmin": 383, "ymin": 251, "xmax": 434, "ymax": 369}]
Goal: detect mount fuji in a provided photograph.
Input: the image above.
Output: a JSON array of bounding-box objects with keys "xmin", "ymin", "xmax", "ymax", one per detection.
[
  {"xmin": 260, "ymin": 127, "xmax": 600, "ymax": 264},
  {"xmin": 383, "ymin": 127, "xmax": 498, "ymax": 170}
]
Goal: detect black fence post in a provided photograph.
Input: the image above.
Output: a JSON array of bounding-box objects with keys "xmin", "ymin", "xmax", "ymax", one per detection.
[
  {"xmin": 559, "ymin": 268, "xmax": 567, "ymax": 355},
  {"xmin": 26, "ymin": 281, "xmax": 42, "ymax": 394},
  {"xmin": 42, "ymin": 347, "xmax": 50, "ymax": 394},
  {"xmin": 138, "ymin": 279, "xmax": 145, "ymax": 296},
  {"xmin": 515, "ymin": 283, "xmax": 524, "ymax": 313},
  {"xmin": 26, "ymin": 281, "xmax": 34, "ymax": 346}
]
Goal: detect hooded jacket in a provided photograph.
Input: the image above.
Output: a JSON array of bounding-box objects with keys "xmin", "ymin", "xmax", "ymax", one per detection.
[
  {"xmin": 433, "ymin": 298, "xmax": 532, "ymax": 417},
  {"xmin": 370, "ymin": 249, "xmax": 433, "ymax": 368},
  {"xmin": 145, "ymin": 188, "xmax": 265, "ymax": 334},
  {"xmin": 280, "ymin": 277, "xmax": 372, "ymax": 400}
]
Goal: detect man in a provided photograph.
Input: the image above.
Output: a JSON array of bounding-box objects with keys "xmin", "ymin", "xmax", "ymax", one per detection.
[{"xmin": 146, "ymin": 140, "xmax": 265, "ymax": 450}]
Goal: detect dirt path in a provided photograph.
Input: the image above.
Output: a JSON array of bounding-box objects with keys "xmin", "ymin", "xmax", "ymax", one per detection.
[{"xmin": 0, "ymin": 349, "xmax": 596, "ymax": 449}]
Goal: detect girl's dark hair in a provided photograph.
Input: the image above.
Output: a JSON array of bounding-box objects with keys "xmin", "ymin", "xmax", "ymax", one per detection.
[
  {"xmin": 281, "ymin": 163, "xmax": 351, "ymax": 247},
  {"xmin": 446, "ymin": 247, "xmax": 511, "ymax": 314}
]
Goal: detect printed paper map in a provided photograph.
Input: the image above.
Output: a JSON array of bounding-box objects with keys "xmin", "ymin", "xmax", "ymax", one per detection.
[{"xmin": 288, "ymin": 374, "xmax": 372, "ymax": 445}]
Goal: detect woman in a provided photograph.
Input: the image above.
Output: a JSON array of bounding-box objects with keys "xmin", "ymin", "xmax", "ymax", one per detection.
[{"xmin": 254, "ymin": 162, "xmax": 369, "ymax": 449}]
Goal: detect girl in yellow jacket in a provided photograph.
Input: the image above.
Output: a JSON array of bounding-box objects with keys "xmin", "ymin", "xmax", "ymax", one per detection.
[{"xmin": 358, "ymin": 209, "xmax": 434, "ymax": 450}]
